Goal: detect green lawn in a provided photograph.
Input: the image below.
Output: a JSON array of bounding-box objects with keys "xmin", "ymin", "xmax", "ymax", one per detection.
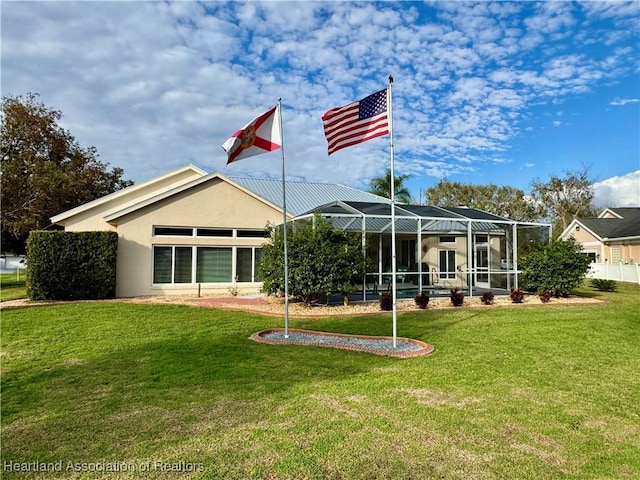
[
  {"xmin": 1, "ymin": 283, "xmax": 639, "ymax": 479},
  {"xmin": 0, "ymin": 273, "xmax": 27, "ymax": 302}
]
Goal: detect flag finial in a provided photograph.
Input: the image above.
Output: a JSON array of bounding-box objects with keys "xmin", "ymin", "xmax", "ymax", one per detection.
[{"xmin": 389, "ymin": 75, "xmax": 394, "ymax": 84}]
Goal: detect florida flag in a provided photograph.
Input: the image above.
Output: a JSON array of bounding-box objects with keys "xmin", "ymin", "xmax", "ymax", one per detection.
[{"xmin": 223, "ymin": 105, "xmax": 282, "ymax": 164}]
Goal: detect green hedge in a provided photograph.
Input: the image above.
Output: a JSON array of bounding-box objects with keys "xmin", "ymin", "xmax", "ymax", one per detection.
[{"xmin": 26, "ymin": 231, "xmax": 118, "ymax": 300}]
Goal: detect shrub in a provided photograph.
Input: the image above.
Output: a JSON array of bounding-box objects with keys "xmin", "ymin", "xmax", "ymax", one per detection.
[
  {"xmin": 480, "ymin": 291, "xmax": 494, "ymax": 305},
  {"xmin": 590, "ymin": 279, "xmax": 617, "ymax": 292},
  {"xmin": 379, "ymin": 292, "xmax": 393, "ymax": 311},
  {"xmin": 539, "ymin": 289, "xmax": 553, "ymax": 303},
  {"xmin": 258, "ymin": 213, "xmax": 371, "ymax": 305},
  {"xmin": 520, "ymin": 238, "xmax": 591, "ymax": 297},
  {"xmin": 26, "ymin": 230, "xmax": 118, "ymax": 300},
  {"xmin": 450, "ymin": 288, "xmax": 465, "ymax": 307},
  {"xmin": 510, "ymin": 287, "xmax": 525, "ymax": 304},
  {"xmin": 414, "ymin": 292, "xmax": 430, "ymax": 309}
]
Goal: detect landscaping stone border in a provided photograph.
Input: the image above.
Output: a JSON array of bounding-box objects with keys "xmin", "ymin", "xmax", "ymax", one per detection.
[{"xmin": 251, "ymin": 328, "xmax": 435, "ymax": 359}]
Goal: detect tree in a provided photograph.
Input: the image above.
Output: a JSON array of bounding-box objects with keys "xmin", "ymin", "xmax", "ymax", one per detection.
[
  {"xmin": 368, "ymin": 168, "xmax": 412, "ymax": 203},
  {"xmin": 520, "ymin": 238, "xmax": 591, "ymax": 297},
  {"xmin": 422, "ymin": 179, "xmax": 539, "ymax": 221},
  {"xmin": 529, "ymin": 168, "xmax": 598, "ymax": 237},
  {"xmin": 258, "ymin": 215, "xmax": 370, "ymax": 305},
  {"xmin": 1, "ymin": 93, "xmax": 133, "ymax": 252}
]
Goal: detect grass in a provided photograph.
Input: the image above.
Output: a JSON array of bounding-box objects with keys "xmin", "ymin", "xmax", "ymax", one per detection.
[
  {"xmin": 1, "ymin": 283, "xmax": 639, "ymax": 479},
  {"xmin": 0, "ymin": 273, "xmax": 27, "ymax": 302}
]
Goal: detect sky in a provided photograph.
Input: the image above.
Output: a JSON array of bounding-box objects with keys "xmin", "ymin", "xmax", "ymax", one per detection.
[{"xmin": 2, "ymin": 1, "xmax": 639, "ymax": 208}]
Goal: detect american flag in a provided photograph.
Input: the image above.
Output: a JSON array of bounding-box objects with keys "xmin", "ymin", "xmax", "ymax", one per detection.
[{"xmin": 322, "ymin": 89, "xmax": 389, "ymax": 155}]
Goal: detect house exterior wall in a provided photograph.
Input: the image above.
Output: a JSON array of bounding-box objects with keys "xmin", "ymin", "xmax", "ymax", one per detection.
[
  {"xmin": 418, "ymin": 234, "xmax": 503, "ymax": 288},
  {"xmin": 112, "ymin": 178, "xmax": 283, "ymax": 297},
  {"xmin": 422, "ymin": 235, "xmax": 465, "ymax": 287},
  {"xmin": 565, "ymin": 227, "xmax": 605, "ymax": 261},
  {"xmin": 604, "ymin": 241, "xmax": 640, "ymax": 264},
  {"xmin": 565, "ymin": 226, "xmax": 640, "ymax": 264}
]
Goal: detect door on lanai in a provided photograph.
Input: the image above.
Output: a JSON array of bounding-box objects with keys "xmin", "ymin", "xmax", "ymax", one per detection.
[
  {"xmin": 474, "ymin": 234, "xmax": 490, "ymax": 289},
  {"xmin": 399, "ymin": 239, "xmax": 416, "ymax": 284}
]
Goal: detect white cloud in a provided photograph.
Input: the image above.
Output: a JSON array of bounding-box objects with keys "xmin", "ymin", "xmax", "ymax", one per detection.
[
  {"xmin": 593, "ymin": 171, "xmax": 640, "ymax": 207},
  {"xmin": 610, "ymin": 98, "xmax": 640, "ymax": 106},
  {"xmin": 1, "ymin": 0, "xmax": 638, "ymax": 191}
]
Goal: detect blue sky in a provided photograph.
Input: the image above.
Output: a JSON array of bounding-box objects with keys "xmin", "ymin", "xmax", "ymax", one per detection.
[{"xmin": 2, "ymin": 1, "xmax": 639, "ymax": 207}]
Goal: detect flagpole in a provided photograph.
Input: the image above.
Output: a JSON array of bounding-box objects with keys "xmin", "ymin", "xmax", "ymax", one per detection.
[
  {"xmin": 388, "ymin": 75, "xmax": 397, "ymax": 349},
  {"xmin": 278, "ymin": 98, "xmax": 289, "ymax": 338}
]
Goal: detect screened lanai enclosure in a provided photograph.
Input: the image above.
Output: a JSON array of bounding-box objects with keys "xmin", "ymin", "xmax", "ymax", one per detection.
[{"xmin": 292, "ymin": 201, "xmax": 551, "ymax": 299}]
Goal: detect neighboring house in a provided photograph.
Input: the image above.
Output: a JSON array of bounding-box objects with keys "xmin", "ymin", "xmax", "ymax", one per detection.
[
  {"xmin": 560, "ymin": 208, "xmax": 640, "ymax": 264},
  {"xmin": 0, "ymin": 254, "xmax": 26, "ymax": 274},
  {"xmin": 51, "ymin": 166, "xmax": 550, "ymax": 298}
]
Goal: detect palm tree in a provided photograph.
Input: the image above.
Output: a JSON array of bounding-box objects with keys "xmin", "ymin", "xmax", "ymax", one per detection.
[{"xmin": 367, "ymin": 168, "xmax": 412, "ymax": 203}]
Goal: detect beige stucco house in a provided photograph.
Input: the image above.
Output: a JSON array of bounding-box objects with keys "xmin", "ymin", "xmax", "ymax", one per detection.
[
  {"xmin": 51, "ymin": 166, "xmax": 389, "ymax": 297},
  {"xmin": 51, "ymin": 166, "xmax": 550, "ymax": 298},
  {"xmin": 560, "ymin": 207, "xmax": 640, "ymax": 264}
]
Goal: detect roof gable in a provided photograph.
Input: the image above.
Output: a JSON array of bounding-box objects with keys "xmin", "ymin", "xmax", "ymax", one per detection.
[
  {"xmin": 102, "ymin": 172, "xmax": 390, "ymax": 223},
  {"xmin": 51, "ymin": 165, "xmax": 207, "ymax": 225},
  {"xmin": 104, "ymin": 172, "xmax": 283, "ymax": 223},
  {"xmin": 574, "ymin": 207, "xmax": 640, "ymax": 240}
]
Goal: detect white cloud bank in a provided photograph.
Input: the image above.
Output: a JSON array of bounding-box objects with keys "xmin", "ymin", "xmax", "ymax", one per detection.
[{"xmin": 593, "ymin": 170, "xmax": 640, "ymax": 207}]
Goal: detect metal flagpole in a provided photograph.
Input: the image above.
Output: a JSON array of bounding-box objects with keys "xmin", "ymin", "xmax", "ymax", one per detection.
[
  {"xmin": 388, "ymin": 75, "xmax": 397, "ymax": 349},
  {"xmin": 278, "ymin": 98, "xmax": 289, "ymax": 338}
]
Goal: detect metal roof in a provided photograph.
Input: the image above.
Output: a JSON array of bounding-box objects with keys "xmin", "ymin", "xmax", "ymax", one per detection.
[
  {"xmin": 292, "ymin": 201, "xmax": 545, "ymax": 234},
  {"xmin": 228, "ymin": 177, "xmax": 390, "ymax": 217}
]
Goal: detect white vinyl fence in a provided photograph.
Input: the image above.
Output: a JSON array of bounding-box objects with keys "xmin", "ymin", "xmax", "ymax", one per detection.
[{"xmin": 588, "ymin": 263, "xmax": 640, "ymax": 284}]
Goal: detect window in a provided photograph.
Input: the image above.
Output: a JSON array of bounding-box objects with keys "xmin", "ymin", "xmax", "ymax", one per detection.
[
  {"xmin": 237, "ymin": 230, "xmax": 269, "ymax": 238},
  {"xmin": 153, "ymin": 246, "xmax": 192, "ymax": 283},
  {"xmin": 237, "ymin": 248, "xmax": 263, "ymax": 282},
  {"xmin": 197, "ymin": 228, "xmax": 233, "ymax": 237},
  {"xmin": 174, "ymin": 247, "xmax": 193, "ymax": 283},
  {"xmin": 154, "ymin": 227, "xmax": 193, "ymax": 236},
  {"xmin": 254, "ymin": 249, "xmax": 263, "ymax": 280},
  {"xmin": 153, "ymin": 247, "xmax": 172, "ymax": 283},
  {"xmin": 236, "ymin": 248, "xmax": 253, "ymax": 282},
  {"xmin": 439, "ymin": 236, "xmax": 456, "ymax": 244},
  {"xmin": 153, "ymin": 246, "xmax": 262, "ymax": 284},
  {"xmin": 439, "ymin": 250, "xmax": 456, "ymax": 279},
  {"xmin": 196, "ymin": 247, "xmax": 232, "ymax": 282},
  {"xmin": 154, "ymin": 226, "xmax": 268, "ymax": 238}
]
